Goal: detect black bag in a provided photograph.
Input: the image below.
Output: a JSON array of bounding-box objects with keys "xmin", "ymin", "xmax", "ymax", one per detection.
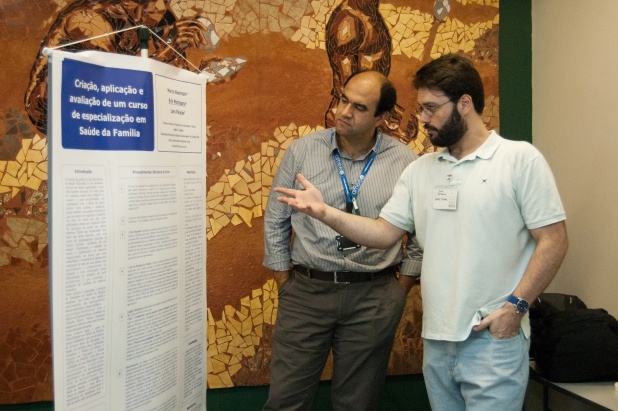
[
  {"xmin": 534, "ymin": 308, "xmax": 618, "ymax": 382},
  {"xmin": 531, "ymin": 293, "xmax": 587, "ymax": 314},
  {"xmin": 529, "ymin": 293, "xmax": 587, "ymax": 358},
  {"xmin": 530, "ymin": 293, "xmax": 588, "ymax": 358}
]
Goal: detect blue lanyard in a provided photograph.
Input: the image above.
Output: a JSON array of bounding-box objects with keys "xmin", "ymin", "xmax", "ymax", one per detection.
[{"xmin": 332, "ymin": 132, "xmax": 382, "ymax": 215}]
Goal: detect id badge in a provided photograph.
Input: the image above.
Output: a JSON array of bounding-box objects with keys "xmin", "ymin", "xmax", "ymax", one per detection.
[
  {"xmin": 433, "ymin": 185, "xmax": 458, "ymax": 210},
  {"xmin": 336, "ymin": 235, "xmax": 360, "ymax": 251}
]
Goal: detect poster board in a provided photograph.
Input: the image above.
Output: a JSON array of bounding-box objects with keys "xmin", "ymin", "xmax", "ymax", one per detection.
[{"xmin": 48, "ymin": 49, "xmax": 207, "ymax": 411}]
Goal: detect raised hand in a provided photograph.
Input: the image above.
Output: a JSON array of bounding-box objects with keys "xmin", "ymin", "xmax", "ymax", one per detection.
[
  {"xmin": 275, "ymin": 173, "xmax": 404, "ymax": 249},
  {"xmin": 274, "ymin": 173, "xmax": 328, "ymax": 220}
]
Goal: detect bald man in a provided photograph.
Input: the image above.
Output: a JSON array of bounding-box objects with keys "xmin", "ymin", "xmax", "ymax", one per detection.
[{"xmin": 263, "ymin": 70, "xmax": 421, "ymax": 411}]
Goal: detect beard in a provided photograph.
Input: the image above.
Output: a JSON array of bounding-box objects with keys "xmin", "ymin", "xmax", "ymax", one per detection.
[{"xmin": 425, "ymin": 107, "xmax": 468, "ymax": 148}]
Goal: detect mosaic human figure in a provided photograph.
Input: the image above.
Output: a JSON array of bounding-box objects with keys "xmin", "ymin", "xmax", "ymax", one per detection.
[
  {"xmin": 24, "ymin": 0, "xmax": 226, "ymax": 135},
  {"xmin": 325, "ymin": 0, "xmax": 418, "ymax": 143}
]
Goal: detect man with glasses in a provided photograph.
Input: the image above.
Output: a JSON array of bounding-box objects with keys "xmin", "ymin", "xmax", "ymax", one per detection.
[
  {"xmin": 263, "ymin": 70, "xmax": 422, "ymax": 410},
  {"xmin": 271, "ymin": 54, "xmax": 569, "ymax": 410}
]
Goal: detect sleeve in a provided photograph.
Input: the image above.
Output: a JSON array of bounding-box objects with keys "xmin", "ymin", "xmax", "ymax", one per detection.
[
  {"xmin": 382, "ymin": 151, "xmax": 421, "ymax": 276},
  {"xmin": 400, "ymin": 233, "xmax": 423, "ymax": 277},
  {"xmin": 263, "ymin": 144, "xmax": 297, "ymax": 271},
  {"xmin": 516, "ymin": 151, "xmax": 566, "ymax": 230},
  {"xmin": 379, "ymin": 163, "xmax": 416, "ymax": 233}
]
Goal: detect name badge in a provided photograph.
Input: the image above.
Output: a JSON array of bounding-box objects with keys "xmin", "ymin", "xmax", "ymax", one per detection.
[{"xmin": 433, "ymin": 185, "xmax": 458, "ymax": 210}]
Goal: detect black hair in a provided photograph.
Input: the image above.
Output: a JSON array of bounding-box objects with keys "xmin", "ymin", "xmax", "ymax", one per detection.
[{"xmin": 413, "ymin": 54, "xmax": 485, "ymax": 114}]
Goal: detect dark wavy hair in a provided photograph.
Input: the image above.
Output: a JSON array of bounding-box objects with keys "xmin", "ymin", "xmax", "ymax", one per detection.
[{"xmin": 413, "ymin": 54, "xmax": 485, "ymax": 114}]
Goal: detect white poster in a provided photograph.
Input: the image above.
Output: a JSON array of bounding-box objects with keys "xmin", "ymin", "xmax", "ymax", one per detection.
[{"xmin": 48, "ymin": 49, "xmax": 207, "ymax": 411}]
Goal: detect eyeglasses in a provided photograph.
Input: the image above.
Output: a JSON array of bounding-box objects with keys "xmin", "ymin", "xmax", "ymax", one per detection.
[{"xmin": 415, "ymin": 100, "xmax": 453, "ymax": 117}]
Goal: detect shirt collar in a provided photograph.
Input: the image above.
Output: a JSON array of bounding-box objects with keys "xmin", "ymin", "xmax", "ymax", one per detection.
[
  {"xmin": 329, "ymin": 129, "xmax": 383, "ymax": 159},
  {"xmin": 437, "ymin": 130, "xmax": 501, "ymax": 162}
]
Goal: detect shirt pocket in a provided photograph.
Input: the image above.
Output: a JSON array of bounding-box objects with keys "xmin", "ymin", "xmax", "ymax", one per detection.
[{"xmin": 297, "ymin": 160, "xmax": 332, "ymax": 190}]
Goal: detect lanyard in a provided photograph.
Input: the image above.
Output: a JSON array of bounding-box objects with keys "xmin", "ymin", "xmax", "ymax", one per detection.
[{"xmin": 332, "ymin": 132, "xmax": 381, "ymax": 215}]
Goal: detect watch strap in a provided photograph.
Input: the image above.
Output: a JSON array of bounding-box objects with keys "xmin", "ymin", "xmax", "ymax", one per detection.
[
  {"xmin": 507, "ymin": 294, "xmax": 519, "ymax": 305},
  {"xmin": 507, "ymin": 294, "xmax": 529, "ymax": 314}
]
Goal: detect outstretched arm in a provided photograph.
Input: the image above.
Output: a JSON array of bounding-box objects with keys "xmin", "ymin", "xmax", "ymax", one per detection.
[{"xmin": 274, "ymin": 173, "xmax": 405, "ymax": 249}]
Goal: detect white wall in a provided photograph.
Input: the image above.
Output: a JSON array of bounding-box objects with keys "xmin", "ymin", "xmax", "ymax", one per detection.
[{"xmin": 532, "ymin": 0, "xmax": 618, "ymax": 317}]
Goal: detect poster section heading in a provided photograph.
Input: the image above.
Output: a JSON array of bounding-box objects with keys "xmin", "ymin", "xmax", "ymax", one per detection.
[{"xmin": 62, "ymin": 59, "xmax": 155, "ymax": 151}]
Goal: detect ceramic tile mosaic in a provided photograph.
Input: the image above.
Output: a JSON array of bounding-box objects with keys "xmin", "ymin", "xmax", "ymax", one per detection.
[{"xmin": 0, "ymin": 0, "xmax": 499, "ymax": 400}]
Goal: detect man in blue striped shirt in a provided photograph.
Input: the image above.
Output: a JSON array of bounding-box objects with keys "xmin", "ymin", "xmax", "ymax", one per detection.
[{"xmin": 263, "ymin": 70, "xmax": 422, "ymax": 411}]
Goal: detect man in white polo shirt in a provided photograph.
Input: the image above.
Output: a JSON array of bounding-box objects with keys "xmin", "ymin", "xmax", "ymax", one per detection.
[{"xmin": 272, "ymin": 54, "xmax": 569, "ymax": 411}]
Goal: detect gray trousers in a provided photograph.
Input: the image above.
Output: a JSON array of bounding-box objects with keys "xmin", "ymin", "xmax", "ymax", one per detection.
[{"xmin": 263, "ymin": 270, "xmax": 407, "ymax": 411}]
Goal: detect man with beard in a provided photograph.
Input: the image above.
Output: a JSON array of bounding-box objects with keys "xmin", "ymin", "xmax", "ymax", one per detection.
[
  {"xmin": 271, "ymin": 54, "xmax": 569, "ymax": 411},
  {"xmin": 263, "ymin": 69, "xmax": 422, "ymax": 411}
]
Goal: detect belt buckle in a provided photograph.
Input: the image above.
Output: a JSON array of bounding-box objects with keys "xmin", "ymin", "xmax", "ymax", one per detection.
[{"xmin": 333, "ymin": 271, "xmax": 350, "ymax": 284}]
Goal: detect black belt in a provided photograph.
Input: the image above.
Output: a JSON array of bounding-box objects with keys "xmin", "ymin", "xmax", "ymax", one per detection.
[{"xmin": 293, "ymin": 265, "xmax": 397, "ymax": 284}]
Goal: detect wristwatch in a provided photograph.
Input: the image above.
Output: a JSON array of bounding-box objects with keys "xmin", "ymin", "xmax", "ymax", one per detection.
[{"xmin": 507, "ymin": 295, "xmax": 530, "ymax": 314}]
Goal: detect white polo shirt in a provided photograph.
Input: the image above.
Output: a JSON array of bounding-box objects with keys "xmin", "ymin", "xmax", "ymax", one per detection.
[{"xmin": 380, "ymin": 131, "xmax": 566, "ymax": 341}]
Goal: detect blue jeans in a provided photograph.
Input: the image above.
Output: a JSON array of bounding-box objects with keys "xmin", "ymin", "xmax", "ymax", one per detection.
[{"xmin": 422, "ymin": 329, "xmax": 529, "ymax": 411}]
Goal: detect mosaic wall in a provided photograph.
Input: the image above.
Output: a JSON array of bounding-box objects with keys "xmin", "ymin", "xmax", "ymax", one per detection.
[{"xmin": 0, "ymin": 0, "xmax": 499, "ymax": 403}]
